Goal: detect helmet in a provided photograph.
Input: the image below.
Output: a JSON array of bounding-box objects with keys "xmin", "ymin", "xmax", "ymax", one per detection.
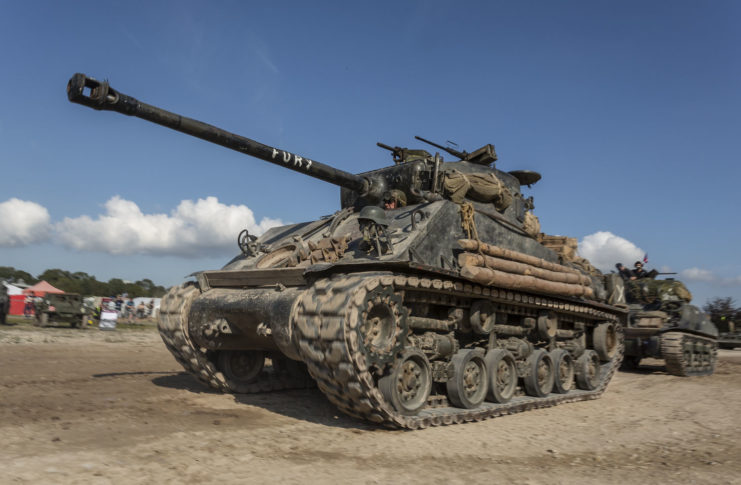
[{"xmin": 358, "ymin": 205, "xmax": 389, "ymax": 226}]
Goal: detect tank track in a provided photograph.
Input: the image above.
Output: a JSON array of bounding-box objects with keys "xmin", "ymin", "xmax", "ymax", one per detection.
[
  {"xmin": 294, "ymin": 272, "xmax": 624, "ymax": 429},
  {"xmin": 157, "ymin": 283, "xmax": 314, "ymax": 393},
  {"xmin": 661, "ymin": 331, "xmax": 718, "ymax": 377}
]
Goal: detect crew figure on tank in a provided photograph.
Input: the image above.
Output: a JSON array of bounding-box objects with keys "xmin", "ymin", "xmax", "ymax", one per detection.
[{"xmin": 383, "ymin": 190, "xmax": 407, "ymax": 210}]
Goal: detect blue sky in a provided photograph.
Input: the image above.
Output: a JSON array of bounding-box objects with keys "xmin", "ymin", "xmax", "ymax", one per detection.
[{"xmin": 0, "ymin": 0, "xmax": 739, "ymax": 306}]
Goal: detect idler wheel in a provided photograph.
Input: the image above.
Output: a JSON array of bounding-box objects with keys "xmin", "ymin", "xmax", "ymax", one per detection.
[
  {"xmin": 357, "ymin": 285, "xmax": 407, "ymax": 367},
  {"xmin": 575, "ymin": 350, "xmax": 601, "ymax": 390},
  {"xmin": 379, "ymin": 348, "xmax": 432, "ymax": 416},
  {"xmin": 217, "ymin": 350, "xmax": 265, "ymax": 387},
  {"xmin": 484, "ymin": 349, "xmax": 517, "ymax": 403},
  {"xmin": 549, "ymin": 349, "xmax": 574, "ymax": 394},
  {"xmin": 593, "ymin": 322, "xmax": 618, "ymax": 361},
  {"xmin": 523, "ymin": 349, "xmax": 554, "ymax": 397},
  {"xmin": 447, "ymin": 349, "xmax": 488, "ymax": 409}
]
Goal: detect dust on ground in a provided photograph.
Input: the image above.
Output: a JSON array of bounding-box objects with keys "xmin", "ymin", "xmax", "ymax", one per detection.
[{"xmin": 1, "ymin": 321, "xmax": 740, "ymax": 484}]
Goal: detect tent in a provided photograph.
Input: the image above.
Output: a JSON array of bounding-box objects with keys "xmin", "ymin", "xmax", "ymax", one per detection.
[
  {"xmin": 2, "ymin": 281, "xmax": 25, "ymax": 296},
  {"xmin": 22, "ymin": 280, "xmax": 65, "ymax": 297}
]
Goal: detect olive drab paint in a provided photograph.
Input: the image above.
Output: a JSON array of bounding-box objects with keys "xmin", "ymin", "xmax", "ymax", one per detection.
[{"xmin": 68, "ymin": 72, "xmax": 631, "ymax": 428}]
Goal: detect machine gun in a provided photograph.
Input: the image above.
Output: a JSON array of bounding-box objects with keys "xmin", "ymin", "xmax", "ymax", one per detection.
[
  {"xmin": 376, "ymin": 142, "xmax": 406, "ymax": 164},
  {"xmin": 414, "ymin": 136, "xmax": 468, "ymax": 160},
  {"xmin": 415, "ymin": 136, "xmax": 498, "ymax": 166},
  {"xmin": 66, "ymin": 73, "xmax": 389, "ymax": 202},
  {"xmin": 376, "ymin": 142, "xmax": 433, "ymax": 165}
]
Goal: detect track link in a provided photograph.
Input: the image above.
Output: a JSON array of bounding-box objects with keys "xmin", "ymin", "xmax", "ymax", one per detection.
[
  {"xmin": 294, "ymin": 272, "xmax": 624, "ymax": 429},
  {"xmin": 661, "ymin": 331, "xmax": 718, "ymax": 377},
  {"xmin": 157, "ymin": 283, "xmax": 314, "ymax": 393}
]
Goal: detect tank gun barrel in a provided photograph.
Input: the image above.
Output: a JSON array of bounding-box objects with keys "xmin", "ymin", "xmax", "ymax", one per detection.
[{"xmin": 66, "ymin": 73, "xmax": 369, "ymax": 194}]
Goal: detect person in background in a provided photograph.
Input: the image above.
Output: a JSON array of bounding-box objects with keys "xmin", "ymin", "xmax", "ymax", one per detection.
[
  {"xmin": 136, "ymin": 300, "xmax": 147, "ymax": 319},
  {"xmin": 114, "ymin": 295, "xmax": 124, "ymax": 314},
  {"xmin": 125, "ymin": 298, "xmax": 135, "ymax": 322},
  {"xmin": 24, "ymin": 291, "xmax": 35, "ymax": 317}
]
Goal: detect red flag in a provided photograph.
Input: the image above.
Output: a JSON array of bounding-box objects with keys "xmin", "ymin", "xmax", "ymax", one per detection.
[{"xmin": 643, "ymin": 254, "xmax": 648, "ymax": 264}]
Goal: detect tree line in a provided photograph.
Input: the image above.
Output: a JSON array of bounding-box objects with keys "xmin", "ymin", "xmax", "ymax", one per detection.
[
  {"xmin": 0, "ymin": 266, "xmax": 168, "ymax": 298},
  {"xmin": 703, "ymin": 297, "xmax": 740, "ymax": 327}
]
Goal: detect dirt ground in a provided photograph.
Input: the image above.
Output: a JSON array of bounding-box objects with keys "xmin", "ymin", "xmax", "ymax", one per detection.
[{"xmin": 1, "ymin": 322, "xmax": 740, "ymax": 485}]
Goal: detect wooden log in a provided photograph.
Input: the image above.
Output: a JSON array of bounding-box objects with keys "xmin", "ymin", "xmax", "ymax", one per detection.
[
  {"xmin": 458, "ymin": 252, "xmax": 591, "ymax": 286},
  {"xmin": 458, "ymin": 239, "xmax": 585, "ymax": 277},
  {"xmin": 460, "ymin": 266, "xmax": 594, "ymax": 298}
]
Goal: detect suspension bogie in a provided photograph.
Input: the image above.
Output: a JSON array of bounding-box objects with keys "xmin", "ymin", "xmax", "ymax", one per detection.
[{"xmin": 397, "ymin": 284, "xmax": 621, "ymax": 413}]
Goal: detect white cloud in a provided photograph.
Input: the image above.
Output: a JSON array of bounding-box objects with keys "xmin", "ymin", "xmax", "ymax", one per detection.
[
  {"xmin": 680, "ymin": 267, "xmax": 715, "ymax": 283},
  {"xmin": 56, "ymin": 196, "xmax": 283, "ymax": 257},
  {"xmin": 578, "ymin": 232, "xmax": 741, "ymax": 286},
  {"xmin": 577, "ymin": 231, "xmax": 645, "ymax": 272},
  {"xmin": 0, "ymin": 198, "xmax": 51, "ymax": 246},
  {"xmin": 681, "ymin": 268, "xmax": 741, "ymax": 286}
]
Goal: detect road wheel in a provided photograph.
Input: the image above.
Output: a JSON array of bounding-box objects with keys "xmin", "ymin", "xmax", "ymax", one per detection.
[
  {"xmin": 593, "ymin": 322, "xmax": 618, "ymax": 361},
  {"xmin": 550, "ymin": 349, "xmax": 574, "ymax": 394},
  {"xmin": 523, "ymin": 349, "xmax": 554, "ymax": 397},
  {"xmin": 484, "ymin": 349, "xmax": 517, "ymax": 403},
  {"xmin": 379, "ymin": 348, "xmax": 432, "ymax": 416},
  {"xmin": 575, "ymin": 350, "xmax": 601, "ymax": 390},
  {"xmin": 217, "ymin": 350, "xmax": 265, "ymax": 392},
  {"xmin": 447, "ymin": 349, "xmax": 488, "ymax": 409}
]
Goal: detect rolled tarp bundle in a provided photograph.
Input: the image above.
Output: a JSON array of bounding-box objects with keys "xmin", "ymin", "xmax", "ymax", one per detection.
[{"xmin": 458, "ymin": 239, "xmax": 594, "ymax": 298}]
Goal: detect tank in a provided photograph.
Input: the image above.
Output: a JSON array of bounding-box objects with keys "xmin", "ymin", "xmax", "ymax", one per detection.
[
  {"xmin": 607, "ymin": 275, "xmax": 718, "ymax": 375},
  {"xmin": 67, "ymin": 73, "xmax": 626, "ymax": 428}
]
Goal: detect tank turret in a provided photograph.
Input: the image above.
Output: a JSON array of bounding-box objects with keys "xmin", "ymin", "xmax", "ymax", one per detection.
[{"xmin": 68, "ymin": 73, "xmax": 626, "ymax": 429}]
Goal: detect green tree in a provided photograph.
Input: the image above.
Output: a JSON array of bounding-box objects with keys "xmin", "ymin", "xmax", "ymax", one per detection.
[
  {"xmin": 107, "ymin": 278, "xmax": 127, "ymax": 297},
  {"xmin": 702, "ymin": 297, "xmax": 740, "ymax": 332},
  {"xmin": 0, "ymin": 266, "xmax": 38, "ymax": 285},
  {"xmin": 37, "ymin": 269, "xmax": 75, "ymax": 292},
  {"xmin": 2, "ymin": 265, "xmax": 166, "ymax": 298}
]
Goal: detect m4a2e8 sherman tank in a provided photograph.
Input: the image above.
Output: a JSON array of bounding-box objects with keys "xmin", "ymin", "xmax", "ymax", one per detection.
[
  {"xmin": 68, "ymin": 73, "xmax": 626, "ymax": 428},
  {"xmin": 607, "ymin": 273, "xmax": 718, "ymax": 376}
]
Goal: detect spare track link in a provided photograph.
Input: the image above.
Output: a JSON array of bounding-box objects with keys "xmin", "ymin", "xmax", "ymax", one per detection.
[
  {"xmin": 661, "ymin": 331, "xmax": 718, "ymax": 377},
  {"xmin": 294, "ymin": 272, "xmax": 624, "ymax": 429},
  {"xmin": 157, "ymin": 283, "xmax": 314, "ymax": 393}
]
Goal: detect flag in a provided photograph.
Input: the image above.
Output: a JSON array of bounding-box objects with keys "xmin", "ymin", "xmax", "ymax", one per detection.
[{"xmin": 643, "ymin": 254, "xmax": 648, "ymax": 264}]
